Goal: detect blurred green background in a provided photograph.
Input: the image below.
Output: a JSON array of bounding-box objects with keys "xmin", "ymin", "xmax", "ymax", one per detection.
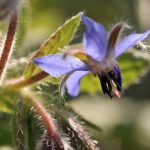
[{"xmin": 1, "ymin": 0, "xmax": 150, "ymax": 149}]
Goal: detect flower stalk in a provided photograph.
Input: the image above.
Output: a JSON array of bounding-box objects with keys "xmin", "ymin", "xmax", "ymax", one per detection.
[
  {"xmin": 0, "ymin": 11, "xmax": 18, "ymax": 83},
  {"xmin": 4, "ymin": 71, "xmax": 48, "ymax": 89},
  {"xmin": 23, "ymin": 93, "xmax": 64, "ymax": 149},
  {"xmin": 32, "ymin": 16, "xmax": 150, "ymax": 98}
]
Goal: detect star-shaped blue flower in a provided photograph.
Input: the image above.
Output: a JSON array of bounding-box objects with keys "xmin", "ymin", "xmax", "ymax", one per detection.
[{"xmin": 33, "ymin": 16, "xmax": 150, "ymax": 98}]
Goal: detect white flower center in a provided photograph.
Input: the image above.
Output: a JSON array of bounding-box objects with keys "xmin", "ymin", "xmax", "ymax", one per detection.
[{"xmin": 89, "ymin": 57, "xmax": 118, "ymax": 75}]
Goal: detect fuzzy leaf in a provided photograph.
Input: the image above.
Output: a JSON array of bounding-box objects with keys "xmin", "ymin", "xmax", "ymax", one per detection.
[
  {"xmin": 33, "ymin": 83, "xmax": 100, "ymax": 149},
  {"xmin": 24, "ymin": 12, "xmax": 82, "ymax": 79},
  {"xmin": 50, "ymin": 105, "xmax": 100, "ymax": 150}
]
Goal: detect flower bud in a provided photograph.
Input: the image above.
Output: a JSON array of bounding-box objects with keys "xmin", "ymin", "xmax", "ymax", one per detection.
[{"xmin": 0, "ymin": 0, "xmax": 21, "ymax": 20}]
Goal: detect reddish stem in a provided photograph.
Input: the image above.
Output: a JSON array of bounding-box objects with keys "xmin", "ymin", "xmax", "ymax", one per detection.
[
  {"xmin": 25, "ymin": 95, "xmax": 64, "ymax": 149},
  {"xmin": 4, "ymin": 71, "xmax": 49, "ymax": 89},
  {"xmin": 0, "ymin": 11, "xmax": 18, "ymax": 83}
]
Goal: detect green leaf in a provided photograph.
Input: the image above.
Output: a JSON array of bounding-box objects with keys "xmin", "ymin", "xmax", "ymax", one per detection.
[
  {"xmin": 24, "ymin": 12, "xmax": 82, "ymax": 79},
  {"xmin": 33, "ymin": 82, "xmax": 100, "ymax": 149},
  {"xmin": 0, "ymin": 99, "xmax": 13, "ymax": 113},
  {"xmin": 0, "ymin": 112, "xmax": 14, "ymax": 146},
  {"xmin": 80, "ymin": 51, "xmax": 149, "ymax": 94},
  {"xmin": 0, "ymin": 88, "xmax": 21, "ymax": 113},
  {"xmin": 51, "ymin": 105, "xmax": 100, "ymax": 149}
]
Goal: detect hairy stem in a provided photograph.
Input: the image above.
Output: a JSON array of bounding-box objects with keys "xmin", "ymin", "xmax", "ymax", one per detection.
[
  {"xmin": 4, "ymin": 71, "xmax": 48, "ymax": 89},
  {"xmin": 24, "ymin": 93, "xmax": 64, "ymax": 149},
  {"xmin": 0, "ymin": 11, "xmax": 18, "ymax": 83}
]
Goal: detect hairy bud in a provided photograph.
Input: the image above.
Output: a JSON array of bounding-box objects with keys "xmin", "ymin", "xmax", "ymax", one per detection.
[{"xmin": 0, "ymin": 0, "xmax": 21, "ymax": 20}]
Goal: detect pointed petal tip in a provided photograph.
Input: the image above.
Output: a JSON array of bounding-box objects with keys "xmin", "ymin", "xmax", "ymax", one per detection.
[
  {"xmin": 81, "ymin": 15, "xmax": 88, "ymax": 21},
  {"xmin": 81, "ymin": 16, "xmax": 108, "ymax": 60},
  {"xmin": 32, "ymin": 57, "xmax": 41, "ymax": 65},
  {"xmin": 114, "ymin": 28, "xmax": 150, "ymax": 57},
  {"xmin": 32, "ymin": 54, "xmax": 87, "ymax": 78},
  {"xmin": 81, "ymin": 15, "xmax": 96, "ymax": 29},
  {"xmin": 81, "ymin": 15, "xmax": 95, "ymax": 26}
]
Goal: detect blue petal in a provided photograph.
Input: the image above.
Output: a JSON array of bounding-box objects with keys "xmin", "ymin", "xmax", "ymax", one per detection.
[
  {"xmin": 114, "ymin": 29, "xmax": 150, "ymax": 57},
  {"xmin": 33, "ymin": 54, "xmax": 87, "ymax": 77},
  {"xmin": 113, "ymin": 66, "xmax": 122, "ymax": 88},
  {"xmin": 66, "ymin": 71, "xmax": 89, "ymax": 97},
  {"xmin": 81, "ymin": 16, "xmax": 107, "ymax": 61}
]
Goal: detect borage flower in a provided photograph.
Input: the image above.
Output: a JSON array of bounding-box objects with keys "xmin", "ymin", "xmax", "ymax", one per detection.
[{"xmin": 33, "ymin": 16, "xmax": 150, "ymax": 98}]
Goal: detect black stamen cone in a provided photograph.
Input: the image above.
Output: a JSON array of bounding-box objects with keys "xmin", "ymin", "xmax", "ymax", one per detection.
[
  {"xmin": 109, "ymin": 66, "xmax": 122, "ymax": 92},
  {"xmin": 98, "ymin": 66, "xmax": 123, "ymax": 98},
  {"xmin": 98, "ymin": 74, "xmax": 113, "ymax": 98},
  {"xmin": 109, "ymin": 71, "xmax": 122, "ymax": 91}
]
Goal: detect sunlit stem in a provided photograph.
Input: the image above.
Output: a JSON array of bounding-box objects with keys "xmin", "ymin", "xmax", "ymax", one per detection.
[
  {"xmin": 4, "ymin": 71, "xmax": 48, "ymax": 89},
  {"xmin": 23, "ymin": 92, "xmax": 64, "ymax": 149},
  {"xmin": 5, "ymin": 50, "xmax": 89, "ymax": 89},
  {"xmin": 0, "ymin": 11, "xmax": 18, "ymax": 84}
]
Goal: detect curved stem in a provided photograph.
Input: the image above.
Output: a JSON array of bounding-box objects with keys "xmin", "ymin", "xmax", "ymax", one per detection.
[
  {"xmin": 4, "ymin": 71, "xmax": 48, "ymax": 89},
  {"xmin": 24, "ymin": 93, "xmax": 64, "ymax": 149},
  {"xmin": 0, "ymin": 11, "xmax": 18, "ymax": 83}
]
